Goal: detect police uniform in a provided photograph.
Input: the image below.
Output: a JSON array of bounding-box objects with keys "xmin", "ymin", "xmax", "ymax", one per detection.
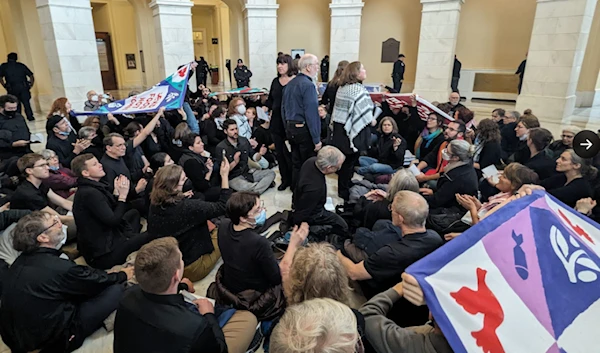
[{"xmin": 0, "ymin": 60, "xmax": 34, "ymax": 120}]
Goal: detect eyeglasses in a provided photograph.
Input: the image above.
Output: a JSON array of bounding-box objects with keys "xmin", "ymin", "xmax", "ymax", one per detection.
[
  {"xmin": 38, "ymin": 215, "xmax": 61, "ymax": 236},
  {"xmin": 446, "ymin": 127, "xmax": 458, "ymax": 132},
  {"xmin": 250, "ymin": 200, "xmax": 265, "ymax": 216},
  {"xmin": 561, "ymin": 135, "xmax": 574, "ymax": 138},
  {"xmin": 33, "ymin": 162, "xmax": 49, "ymax": 169}
]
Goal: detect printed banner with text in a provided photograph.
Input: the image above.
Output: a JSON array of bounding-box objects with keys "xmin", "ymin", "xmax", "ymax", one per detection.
[
  {"xmin": 75, "ymin": 63, "xmax": 192, "ymax": 116},
  {"xmin": 406, "ymin": 191, "xmax": 600, "ymax": 353}
]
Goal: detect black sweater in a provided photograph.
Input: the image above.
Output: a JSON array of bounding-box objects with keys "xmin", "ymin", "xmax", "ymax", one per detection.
[
  {"xmin": 46, "ymin": 133, "xmax": 77, "ymax": 168},
  {"xmin": 500, "ymin": 122, "xmax": 520, "ymax": 161},
  {"xmin": 371, "ymin": 133, "xmax": 407, "ymax": 169},
  {"xmin": 0, "ymin": 111, "xmax": 32, "ymax": 159},
  {"xmin": 292, "ymin": 157, "xmax": 326, "ymax": 225},
  {"xmin": 424, "ymin": 163, "xmax": 478, "ymax": 209},
  {"xmin": 542, "ymin": 174, "xmax": 594, "ymax": 208},
  {"xmin": 179, "ymin": 150, "xmax": 213, "ymax": 193},
  {"xmin": 148, "ymin": 188, "xmax": 231, "ymax": 265},
  {"xmin": 219, "ymin": 220, "xmax": 282, "ymax": 294},
  {"xmin": 525, "ymin": 151, "xmax": 557, "ymax": 181}
]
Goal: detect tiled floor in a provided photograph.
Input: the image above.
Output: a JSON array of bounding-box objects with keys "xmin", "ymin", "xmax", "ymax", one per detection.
[{"xmin": 4, "ymin": 100, "xmax": 597, "ymax": 352}]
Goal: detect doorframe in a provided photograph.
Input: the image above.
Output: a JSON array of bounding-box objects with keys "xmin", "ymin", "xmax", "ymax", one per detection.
[{"xmin": 193, "ymin": 27, "xmax": 208, "ymax": 61}]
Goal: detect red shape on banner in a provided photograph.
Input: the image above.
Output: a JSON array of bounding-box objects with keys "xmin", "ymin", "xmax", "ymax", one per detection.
[
  {"xmin": 451, "ymin": 268, "xmax": 506, "ymax": 353},
  {"xmin": 558, "ymin": 209, "xmax": 594, "ymax": 244}
]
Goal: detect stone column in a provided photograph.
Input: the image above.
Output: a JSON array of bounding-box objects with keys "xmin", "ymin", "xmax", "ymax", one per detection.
[
  {"xmin": 149, "ymin": 0, "xmax": 194, "ymax": 78},
  {"xmin": 593, "ymin": 71, "xmax": 600, "ymax": 107},
  {"xmin": 329, "ymin": 0, "xmax": 364, "ymax": 72},
  {"xmin": 413, "ymin": 0, "xmax": 464, "ymax": 103},
  {"xmin": 244, "ymin": 0, "xmax": 279, "ymax": 89},
  {"xmin": 35, "ymin": 0, "xmax": 103, "ymax": 110},
  {"xmin": 516, "ymin": 0, "xmax": 598, "ymax": 120}
]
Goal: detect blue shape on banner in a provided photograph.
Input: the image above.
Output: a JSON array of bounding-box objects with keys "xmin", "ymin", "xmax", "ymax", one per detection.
[{"xmin": 512, "ymin": 231, "xmax": 529, "ymax": 280}]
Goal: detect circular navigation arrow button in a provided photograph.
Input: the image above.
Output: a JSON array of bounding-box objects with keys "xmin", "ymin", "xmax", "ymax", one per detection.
[{"xmin": 573, "ymin": 130, "xmax": 600, "ymax": 159}]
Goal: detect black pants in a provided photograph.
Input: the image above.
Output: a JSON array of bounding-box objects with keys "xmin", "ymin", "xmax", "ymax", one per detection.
[
  {"xmin": 286, "ymin": 122, "xmax": 316, "ymax": 192},
  {"xmin": 10, "ymin": 89, "xmax": 34, "ymax": 120},
  {"xmin": 271, "ymin": 131, "xmax": 292, "ymax": 187},
  {"xmin": 337, "ymin": 152, "xmax": 359, "ymax": 201},
  {"xmin": 91, "ymin": 231, "xmax": 154, "ymax": 270},
  {"xmin": 392, "ymin": 77, "xmax": 402, "ymax": 93},
  {"xmin": 451, "ymin": 77, "xmax": 460, "ymax": 93},
  {"xmin": 518, "ymin": 78, "xmax": 523, "ymax": 94},
  {"xmin": 307, "ymin": 209, "xmax": 349, "ymax": 239},
  {"xmin": 198, "ymin": 74, "xmax": 207, "ymax": 87}
]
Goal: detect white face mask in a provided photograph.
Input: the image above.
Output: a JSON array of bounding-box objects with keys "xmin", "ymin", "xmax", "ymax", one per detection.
[
  {"xmin": 91, "ymin": 95, "xmax": 99, "ymax": 102},
  {"xmin": 519, "ymin": 133, "xmax": 529, "ymax": 141},
  {"xmin": 55, "ymin": 229, "xmax": 67, "ymax": 249},
  {"xmin": 237, "ymin": 105, "xmax": 246, "ymax": 115},
  {"xmin": 442, "ymin": 149, "xmax": 452, "ymax": 161}
]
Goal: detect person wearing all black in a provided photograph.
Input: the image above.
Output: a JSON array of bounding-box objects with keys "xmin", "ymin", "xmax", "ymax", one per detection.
[
  {"xmin": 320, "ymin": 55, "xmax": 330, "ymax": 82},
  {"xmin": 0, "ymin": 53, "xmax": 35, "ymax": 120},
  {"xmin": 0, "ymin": 211, "xmax": 131, "ymax": 353},
  {"xmin": 510, "ymin": 114, "xmax": 540, "ymax": 164},
  {"xmin": 251, "ymin": 117, "xmax": 276, "ymax": 167},
  {"xmin": 451, "ymin": 55, "xmax": 462, "ymax": 93},
  {"xmin": 202, "ymin": 106, "xmax": 227, "ymax": 156},
  {"xmin": 500, "ymin": 111, "xmax": 521, "ymax": 161},
  {"xmin": 148, "ymin": 164, "xmax": 231, "ymax": 282},
  {"xmin": 114, "ymin": 237, "xmax": 257, "ymax": 353},
  {"xmin": 516, "ymin": 55, "xmax": 527, "ymax": 94},
  {"xmin": 179, "ymin": 133, "xmax": 221, "ymax": 201},
  {"xmin": 0, "ymin": 95, "xmax": 32, "ymax": 161},
  {"xmin": 282, "ymin": 55, "xmax": 322, "ymax": 192},
  {"xmin": 472, "ymin": 118, "xmax": 502, "ymax": 179},
  {"xmin": 266, "ymin": 55, "xmax": 295, "ymax": 190},
  {"xmin": 391, "ymin": 54, "xmax": 405, "ymax": 93},
  {"xmin": 45, "ymin": 115, "xmax": 87, "ymax": 168},
  {"xmin": 524, "ymin": 128, "xmax": 556, "ymax": 181},
  {"xmin": 291, "ymin": 149, "xmax": 348, "ymax": 240},
  {"xmin": 421, "ymin": 140, "xmax": 479, "ymax": 211},
  {"xmin": 196, "ymin": 56, "xmax": 211, "ymax": 87},
  {"xmin": 233, "ymin": 59, "xmax": 252, "ymax": 88},
  {"xmin": 358, "ymin": 118, "xmax": 407, "ymax": 176},
  {"xmin": 548, "ymin": 126, "xmax": 579, "ymax": 160},
  {"xmin": 541, "ymin": 149, "xmax": 596, "ymax": 208},
  {"xmin": 72, "ymin": 154, "xmax": 151, "ymax": 270},
  {"xmin": 337, "ymin": 191, "xmax": 443, "ymax": 327}
]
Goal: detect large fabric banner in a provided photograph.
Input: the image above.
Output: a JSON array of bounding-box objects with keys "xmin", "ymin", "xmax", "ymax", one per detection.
[
  {"xmin": 369, "ymin": 93, "xmax": 454, "ymax": 122},
  {"xmin": 406, "ymin": 191, "xmax": 600, "ymax": 353},
  {"xmin": 75, "ymin": 63, "xmax": 192, "ymax": 116},
  {"xmin": 208, "ymin": 87, "xmax": 268, "ymax": 98}
]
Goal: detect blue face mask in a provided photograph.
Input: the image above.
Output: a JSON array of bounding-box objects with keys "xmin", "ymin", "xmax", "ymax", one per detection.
[
  {"xmin": 49, "ymin": 165, "xmax": 59, "ymax": 171},
  {"xmin": 58, "ymin": 131, "xmax": 70, "ymax": 136},
  {"xmin": 248, "ymin": 209, "xmax": 267, "ymax": 227}
]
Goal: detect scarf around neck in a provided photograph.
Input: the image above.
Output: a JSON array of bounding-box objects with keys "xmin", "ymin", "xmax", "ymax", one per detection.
[
  {"xmin": 331, "ymin": 83, "xmax": 374, "ymax": 152},
  {"xmin": 415, "ymin": 128, "xmax": 443, "ymax": 158}
]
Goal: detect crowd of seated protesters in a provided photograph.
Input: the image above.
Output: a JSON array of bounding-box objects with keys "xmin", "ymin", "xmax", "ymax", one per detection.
[{"xmin": 3, "ymin": 69, "xmax": 600, "ymax": 353}]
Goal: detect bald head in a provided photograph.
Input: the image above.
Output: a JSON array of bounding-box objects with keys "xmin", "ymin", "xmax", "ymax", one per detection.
[
  {"xmin": 392, "ymin": 191, "xmax": 429, "ymax": 228},
  {"xmin": 299, "ymin": 54, "xmax": 319, "ymax": 76}
]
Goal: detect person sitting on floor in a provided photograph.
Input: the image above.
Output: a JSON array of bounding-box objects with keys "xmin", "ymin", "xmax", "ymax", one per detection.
[
  {"xmin": 114, "ymin": 237, "xmax": 258, "ymax": 353},
  {"xmin": 214, "ymin": 119, "xmax": 275, "ymax": 194},
  {"xmin": 357, "ymin": 117, "xmax": 407, "ymax": 176},
  {"xmin": 40, "ymin": 149, "xmax": 77, "ymax": 199},
  {"xmin": 548, "ymin": 125, "xmax": 581, "ymax": 160},
  {"xmin": 77, "ymin": 126, "xmax": 105, "ymax": 160},
  {"xmin": 414, "ymin": 112, "xmax": 445, "ymax": 161},
  {"xmin": 208, "ymin": 191, "xmax": 309, "ymax": 321},
  {"xmin": 290, "ymin": 146, "xmax": 349, "ymax": 242},
  {"xmin": 510, "ymin": 113, "xmax": 540, "ymax": 164},
  {"xmin": 148, "ymin": 163, "xmax": 232, "ymax": 282},
  {"xmin": 472, "ymin": 118, "xmax": 502, "ymax": 177},
  {"xmin": 270, "ymin": 299, "xmax": 360, "ymax": 353},
  {"xmin": 415, "ymin": 120, "xmax": 465, "ymax": 186},
  {"xmin": 524, "ymin": 127, "xmax": 556, "ymax": 181},
  {"xmin": 337, "ymin": 191, "xmax": 443, "ymax": 326},
  {"xmin": 541, "ymin": 149, "xmax": 597, "ymax": 208},
  {"xmin": 0, "ymin": 211, "xmax": 133, "ymax": 353},
  {"xmin": 179, "ymin": 133, "xmax": 221, "ymax": 201},
  {"xmin": 101, "ymin": 132, "xmax": 148, "ymax": 197},
  {"xmin": 71, "ymin": 154, "xmax": 153, "ymax": 269}
]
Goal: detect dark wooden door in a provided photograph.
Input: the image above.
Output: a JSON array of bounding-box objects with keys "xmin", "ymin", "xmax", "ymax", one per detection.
[{"xmin": 95, "ymin": 32, "xmax": 118, "ymax": 90}]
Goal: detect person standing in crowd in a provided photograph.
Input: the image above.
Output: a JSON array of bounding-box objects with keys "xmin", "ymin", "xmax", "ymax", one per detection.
[
  {"xmin": 320, "ymin": 60, "xmax": 349, "ymax": 116},
  {"xmin": 196, "ymin": 56, "xmax": 211, "ymax": 87},
  {"xmin": 452, "ymin": 55, "xmax": 462, "ymax": 93},
  {"xmin": 290, "ymin": 146, "xmax": 348, "ymax": 240},
  {"xmin": 331, "ymin": 61, "xmax": 376, "ymax": 201},
  {"xmin": 391, "ymin": 54, "xmax": 406, "ymax": 93},
  {"xmin": 0, "ymin": 211, "xmax": 133, "ymax": 353},
  {"xmin": 282, "ymin": 54, "xmax": 322, "ymax": 191},
  {"xmin": 320, "ymin": 55, "xmax": 330, "ymax": 82},
  {"xmin": 71, "ymin": 154, "xmax": 152, "ymax": 269},
  {"xmin": 548, "ymin": 125, "xmax": 581, "ymax": 159},
  {"xmin": 234, "ymin": 59, "xmax": 252, "ymax": 88},
  {"xmin": 0, "ymin": 94, "xmax": 32, "ymax": 161},
  {"xmin": 266, "ymin": 54, "xmax": 295, "ymax": 190},
  {"xmin": 0, "ymin": 53, "xmax": 35, "ymax": 121},
  {"xmin": 516, "ymin": 54, "xmax": 527, "ymax": 94},
  {"xmin": 114, "ymin": 237, "xmax": 258, "ymax": 353},
  {"xmin": 214, "ymin": 119, "xmax": 275, "ymax": 194}
]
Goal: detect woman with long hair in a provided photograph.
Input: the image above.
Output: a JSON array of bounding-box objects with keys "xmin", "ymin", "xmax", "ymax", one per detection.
[
  {"xmin": 46, "ymin": 97, "xmax": 82, "ymax": 133},
  {"xmin": 148, "ymin": 162, "xmax": 231, "ymax": 281},
  {"xmin": 541, "ymin": 149, "xmax": 597, "ymax": 207},
  {"xmin": 524, "ymin": 127, "xmax": 556, "ymax": 180},
  {"xmin": 511, "ymin": 113, "xmax": 540, "ymax": 164},
  {"xmin": 472, "ymin": 118, "xmax": 502, "ymax": 175},
  {"xmin": 265, "ymin": 54, "xmax": 295, "ymax": 190},
  {"xmin": 357, "ymin": 117, "xmax": 407, "ymax": 176},
  {"xmin": 331, "ymin": 61, "xmax": 376, "ymax": 201},
  {"xmin": 321, "ymin": 60, "xmax": 349, "ymax": 115},
  {"xmin": 414, "ymin": 112, "xmax": 445, "ymax": 160}
]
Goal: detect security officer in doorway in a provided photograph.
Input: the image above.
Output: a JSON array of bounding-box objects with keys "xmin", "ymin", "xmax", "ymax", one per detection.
[{"xmin": 0, "ymin": 53, "xmax": 35, "ymax": 121}]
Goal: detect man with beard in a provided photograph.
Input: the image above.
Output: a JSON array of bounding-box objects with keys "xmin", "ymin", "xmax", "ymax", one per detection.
[
  {"xmin": 415, "ymin": 120, "xmax": 466, "ymax": 185},
  {"xmin": 447, "ymin": 92, "xmax": 466, "ymax": 118}
]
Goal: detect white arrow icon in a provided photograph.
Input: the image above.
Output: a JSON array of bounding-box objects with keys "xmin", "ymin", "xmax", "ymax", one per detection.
[{"xmin": 580, "ymin": 139, "xmax": 593, "ymax": 150}]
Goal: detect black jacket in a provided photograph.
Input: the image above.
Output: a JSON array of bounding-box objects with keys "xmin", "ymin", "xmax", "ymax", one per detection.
[
  {"xmin": 214, "ymin": 137, "xmax": 254, "ymax": 180},
  {"xmin": 372, "ymin": 133, "xmax": 407, "ymax": 169},
  {"xmin": 424, "ymin": 163, "xmax": 478, "ymax": 210},
  {"xmin": 234, "ymin": 65, "xmax": 252, "ymax": 87},
  {"xmin": 292, "ymin": 157, "xmax": 326, "ymax": 225},
  {"xmin": 0, "ymin": 111, "xmax": 32, "ymax": 160},
  {"xmin": 148, "ymin": 187, "xmax": 231, "ymax": 266},
  {"xmin": 114, "ymin": 286, "xmax": 226, "ymax": 353},
  {"xmin": 201, "ymin": 119, "xmax": 226, "ymax": 156},
  {"xmin": 46, "ymin": 133, "xmax": 78, "ymax": 168},
  {"xmin": 453, "ymin": 58, "xmax": 462, "ymax": 78},
  {"xmin": 501, "ymin": 122, "xmax": 520, "ymax": 160},
  {"xmin": 179, "ymin": 150, "xmax": 214, "ymax": 193},
  {"xmin": 0, "ymin": 247, "xmax": 126, "ymax": 353},
  {"xmin": 392, "ymin": 60, "xmax": 405, "ymax": 80},
  {"xmin": 73, "ymin": 178, "xmax": 135, "ymax": 264}
]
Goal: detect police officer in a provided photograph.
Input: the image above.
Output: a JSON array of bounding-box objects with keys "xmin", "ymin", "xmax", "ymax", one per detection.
[
  {"xmin": 233, "ymin": 59, "xmax": 252, "ymax": 88},
  {"xmin": 0, "ymin": 53, "xmax": 35, "ymax": 121},
  {"xmin": 391, "ymin": 54, "xmax": 405, "ymax": 93}
]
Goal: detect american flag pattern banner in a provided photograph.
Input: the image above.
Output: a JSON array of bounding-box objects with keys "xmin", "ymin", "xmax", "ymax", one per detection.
[
  {"xmin": 76, "ymin": 63, "xmax": 192, "ymax": 116},
  {"xmin": 406, "ymin": 191, "xmax": 600, "ymax": 353},
  {"xmin": 369, "ymin": 93, "xmax": 454, "ymax": 123}
]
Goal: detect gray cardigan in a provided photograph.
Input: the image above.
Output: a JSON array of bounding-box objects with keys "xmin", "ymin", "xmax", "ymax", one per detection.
[{"xmin": 359, "ymin": 288, "xmax": 453, "ymax": 353}]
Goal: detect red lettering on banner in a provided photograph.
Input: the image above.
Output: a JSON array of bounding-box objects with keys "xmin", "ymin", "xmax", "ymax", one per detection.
[
  {"xmin": 558, "ymin": 209, "xmax": 594, "ymax": 244},
  {"xmin": 177, "ymin": 67, "xmax": 187, "ymax": 78},
  {"xmin": 451, "ymin": 268, "xmax": 506, "ymax": 353}
]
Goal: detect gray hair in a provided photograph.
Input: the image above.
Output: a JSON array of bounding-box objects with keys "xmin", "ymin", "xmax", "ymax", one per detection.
[
  {"xmin": 270, "ymin": 298, "xmax": 358, "ymax": 353},
  {"xmin": 79, "ymin": 126, "xmax": 97, "ymax": 139},
  {"xmin": 562, "ymin": 125, "xmax": 581, "ymax": 135},
  {"xmin": 506, "ymin": 110, "xmax": 521, "ymax": 120},
  {"xmin": 40, "ymin": 149, "xmax": 56, "ymax": 160},
  {"xmin": 392, "ymin": 191, "xmax": 429, "ymax": 228},
  {"xmin": 387, "ymin": 169, "xmax": 419, "ymax": 201},
  {"xmin": 448, "ymin": 139, "xmax": 475, "ymax": 162},
  {"xmin": 298, "ymin": 54, "xmax": 318, "ymax": 72},
  {"xmin": 316, "ymin": 146, "xmax": 345, "ymax": 171}
]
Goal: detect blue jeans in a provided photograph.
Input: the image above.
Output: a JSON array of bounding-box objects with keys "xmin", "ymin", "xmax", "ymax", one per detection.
[
  {"xmin": 357, "ymin": 156, "xmax": 395, "ymax": 175},
  {"xmin": 183, "ymin": 102, "xmax": 200, "ymax": 134}
]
